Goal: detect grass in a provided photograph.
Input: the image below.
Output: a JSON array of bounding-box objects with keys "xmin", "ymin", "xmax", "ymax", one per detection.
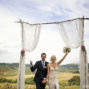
[
  {"xmin": 58, "ymin": 72, "xmax": 80, "ymax": 82},
  {"xmin": 0, "ymin": 72, "xmax": 80, "ymax": 89},
  {"xmin": 0, "ymin": 63, "xmax": 81, "ymax": 89},
  {"xmin": 0, "ymin": 83, "xmax": 80, "ymax": 89}
]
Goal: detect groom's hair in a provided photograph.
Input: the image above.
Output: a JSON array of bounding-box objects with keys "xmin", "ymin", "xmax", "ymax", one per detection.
[{"xmin": 41, "ymin": 53, "xmax": 46, "ymax": 57}]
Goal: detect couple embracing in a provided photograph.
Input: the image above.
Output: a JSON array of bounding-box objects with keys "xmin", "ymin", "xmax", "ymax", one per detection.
[{"xmin": 30, "ymin": 50, "xmax": 70, "ymax": 89}]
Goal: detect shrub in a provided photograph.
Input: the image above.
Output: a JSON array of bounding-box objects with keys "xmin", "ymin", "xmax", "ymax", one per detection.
[
  {"xmin": 68, "ymin": 76, "xmax": 80, "ymax": 85},
  {"xmin": 0, "ymin": 78, "xmax": 17, "ymax": 83},
  {"xmin": 0, "ymin": 77, "xmax": 34, "ymax": 84},
  {"xmin": 25, "ymin": 77, "xmax": 34, "ymax": 84}
]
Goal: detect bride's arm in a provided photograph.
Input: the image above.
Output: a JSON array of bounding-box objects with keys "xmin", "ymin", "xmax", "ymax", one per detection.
[{"xmin": 57, "ymin": 51, "xmax": 69, "ymax": 65}]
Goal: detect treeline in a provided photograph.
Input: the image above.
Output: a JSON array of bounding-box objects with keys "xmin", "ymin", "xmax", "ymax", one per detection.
[{"xmin": 0, "ymin": 63, "xmax": 80, "ymax": 71}]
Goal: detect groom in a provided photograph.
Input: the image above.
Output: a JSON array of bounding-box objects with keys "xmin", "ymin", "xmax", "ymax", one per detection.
[{"xmin": 30, "ymin": 53, "xmax": 49, "ymax": 89}]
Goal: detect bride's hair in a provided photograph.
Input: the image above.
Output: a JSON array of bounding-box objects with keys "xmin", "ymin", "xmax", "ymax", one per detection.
[{"xmin": 50, "ymin": 55, "xmax": 57, "ymax": 61}]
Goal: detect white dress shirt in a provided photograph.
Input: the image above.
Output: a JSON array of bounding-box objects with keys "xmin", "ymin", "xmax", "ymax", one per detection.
[{"xmin": 41, "ymin": 60, "xmax": 45, "ymax": 68}]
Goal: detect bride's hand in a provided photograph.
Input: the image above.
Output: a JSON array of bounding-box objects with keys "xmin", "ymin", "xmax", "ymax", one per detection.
[
  {"xmin": 66, "ymin": 48, "xmax": 70, "ymax": 53},
  {"xmin": 66, "ymin": 51, "xmax": 69, "ymax": 55}
]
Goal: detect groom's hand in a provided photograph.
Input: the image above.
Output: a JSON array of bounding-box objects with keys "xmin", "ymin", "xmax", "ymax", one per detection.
[
  {"xmin": 30, "ymin": 60, "xmax": 33, "ymax": 65},
  {"xmin": 42, "ymin": 79, "xmax": 47, "ymax": 84}
]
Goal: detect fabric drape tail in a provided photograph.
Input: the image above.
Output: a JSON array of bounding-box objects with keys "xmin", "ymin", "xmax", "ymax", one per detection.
[
  {"xmin": 57, "ymin": 18, "xmax": 84, "ymax": 48},
  {"xmin": 17, "ymin": 21, "xmax": 41, "ymax": 89},
  {"xmin": 80, "ymin": 47, "xmax": 88, "ymax": 89},
  {"xmin": 17, "ymin": 54, "xmax": 25, "ymax": 89},
  {"xmin": 57, "ymin": 18, "xmax": 89, "ymax": 89},
  {"xmin": 23, "ymin": 23, "xmax": 41, "ymax": 52}
]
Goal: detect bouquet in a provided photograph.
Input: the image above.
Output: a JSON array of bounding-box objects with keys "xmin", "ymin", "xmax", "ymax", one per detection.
[{"xmin": 63, "ymin": 46, "xmax": 71, "ymax": 53}]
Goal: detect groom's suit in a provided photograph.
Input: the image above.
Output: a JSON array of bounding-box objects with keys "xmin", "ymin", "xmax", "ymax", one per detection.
[{"xmin": 30, "ymin": 60, "xmax": 49, "ymax": 89}]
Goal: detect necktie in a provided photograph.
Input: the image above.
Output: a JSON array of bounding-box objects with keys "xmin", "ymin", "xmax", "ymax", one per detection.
[{"xmin": 42, "ymin": 61, "xmax": 45, "ymax": 68}]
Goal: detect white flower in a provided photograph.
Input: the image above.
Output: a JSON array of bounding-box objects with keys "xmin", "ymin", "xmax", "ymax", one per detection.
[{"xmin": 63, "ymin": 46, "xmax": 71, "ymax": 53}]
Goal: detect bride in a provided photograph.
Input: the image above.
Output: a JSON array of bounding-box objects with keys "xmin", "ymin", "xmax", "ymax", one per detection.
[{"xmin": 46, "ymin": 50, "xmax": 69, "ymax": 89}]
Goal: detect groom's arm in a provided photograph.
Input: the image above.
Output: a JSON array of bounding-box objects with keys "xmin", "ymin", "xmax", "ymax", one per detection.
[
  {"xmin": 30, "ymin": 61, "xmax": 38, "ymax": 72},
  {"xmin": 42, "ymin": 63, "xmax": 49, "ymax": 84},
  {"xmin": 42, "ymin": 63, "xmax": 49, "ymax": 80}
]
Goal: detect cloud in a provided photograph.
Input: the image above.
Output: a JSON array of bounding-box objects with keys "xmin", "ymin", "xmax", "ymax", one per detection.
[
  {"xmin": 0, "ymin": 0, "xmax": 89, "ymax": 22},
  {"xmin": 37, "ymin": 6, "xmax": 53, "ymax": 12},
  {"xmin": 0, "ymin": 6, "xmax": 21, "ymax": 62},
  {"xmin": 0, "ymin": 49, "xmax": 8, "ymax": 54}
]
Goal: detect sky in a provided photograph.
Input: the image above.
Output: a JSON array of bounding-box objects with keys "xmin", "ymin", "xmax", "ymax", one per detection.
[{"xmin": 0, "ymin": 0, "xmax": 89, "ymax": 65}]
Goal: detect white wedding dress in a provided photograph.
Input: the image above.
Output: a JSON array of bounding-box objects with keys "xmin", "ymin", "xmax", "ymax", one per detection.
[{"xmin": 48, "ymin": 65, "xmax": 59, "ymax": 89}]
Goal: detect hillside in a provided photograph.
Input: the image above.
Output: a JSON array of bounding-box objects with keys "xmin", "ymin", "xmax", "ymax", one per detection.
[
  {"xmin": 0, "ymin": 63, "xmax": 80, "ymax": 75},
  {"xmin": 1, "ymin": 62, "xmax": 89, "ymax": 75}
]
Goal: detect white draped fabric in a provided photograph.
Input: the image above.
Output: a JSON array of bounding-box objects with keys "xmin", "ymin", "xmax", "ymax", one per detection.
[
  {"xmin": 17, "ymin": 22, "xmax": 41, "ymax": 89},
  {"xmin": 17, "ymin": 55, "xmax": 25, "ymax": 89},
  {"xmin": 80, "ymin": 48, "xmax": 88, "ymax": 89},
  {"xmin": 57, "ymin": 18, "xmax": 84, "ymax": 48},
  {"xmin": 22, "ymin": 23, "xmax": 41, "ymax": 52},
  {"xmin": 17, "ymin": 18, "xmax": 88, "ymax": 89},
  {"xmin": 57, "ymin": 18, "xmax": 88, "ymax": 89}
]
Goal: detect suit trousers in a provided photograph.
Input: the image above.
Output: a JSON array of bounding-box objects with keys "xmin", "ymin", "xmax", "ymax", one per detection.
[{"xmin": 35, "ymin": 82, "xmax": 46, "ymax": 89}]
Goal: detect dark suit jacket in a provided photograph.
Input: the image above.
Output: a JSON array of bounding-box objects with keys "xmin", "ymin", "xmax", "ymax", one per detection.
[{"xmin": 30, "ymin": 60, "xmax": 49, "ymax": 83}]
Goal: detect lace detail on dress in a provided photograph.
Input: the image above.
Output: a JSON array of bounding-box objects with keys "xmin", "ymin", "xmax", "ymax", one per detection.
[{"xmin": 48, "ymin": 65, "xmax": 59, "ymax": 89}]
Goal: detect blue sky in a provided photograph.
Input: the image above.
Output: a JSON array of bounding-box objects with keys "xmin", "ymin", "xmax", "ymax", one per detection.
[
  {"xmin": 0, "ymin": 0, "xmax": 89, "ymax": 64},
  {"xmin": 1, "ymin": 0, "xmax": 89, "ymax": 22}
]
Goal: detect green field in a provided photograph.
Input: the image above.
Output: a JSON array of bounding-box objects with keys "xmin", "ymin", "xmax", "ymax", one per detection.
[{"xmin": 0, "ymin": 63, "xmax": 81, "ymax": 89}]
